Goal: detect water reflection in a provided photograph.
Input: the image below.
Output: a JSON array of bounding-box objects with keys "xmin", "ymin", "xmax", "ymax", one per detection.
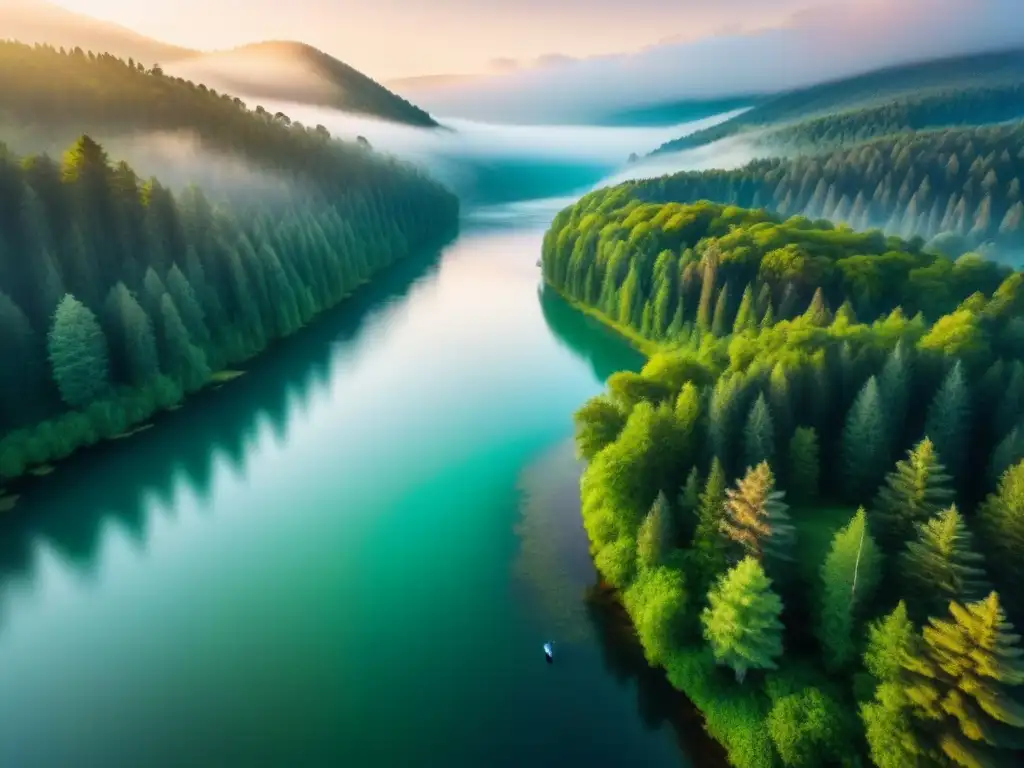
[
  {"xmin": 0, "ymin": 247, "xmax": 443, "ymax": 592},
  {"xmin": 538, "ymin": 283, "xmax": 646, "ymax": 382}
]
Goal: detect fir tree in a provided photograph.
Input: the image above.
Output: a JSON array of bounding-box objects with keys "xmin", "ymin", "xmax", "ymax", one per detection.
[
  {"xmin": 875, "ymin": 438, "xmax": 955, "ymax": 550},
  {"xmin": 637, "ymin": 491, "xmax": 674, "ymax": 569},
  {"xmin": 863, "ymin": 601, "xmax": 915, "ymax": 684},
  {"xmin": 803, "ymin": 287, "xmax": 832, "ymax": 326},
  {"xmin": 677, "ymin": 466, "xmax": 702, "ymax": 543},
  {"xmin": 702, "ymin": 556, "xmax": 784, "ymax": 683},
  {"xmin": 901, "ymin": 505, "xmax": 989, "ymax": 619},
  {"xmin": 878, "ymin": 341, "xmax": 911, "ymax": 457},
  {"xmin": 842, "ymin": 376, "xmax": 889, "ymax": 502},
  {"xmin": 818, "ymin": 507, "xmax": 883, "ymax": 670},
  {"xmin": 47, "ymin": 293, "xmax": 111, "ymax": 409},
  {"xmin": 691, "ymin": 457, "xmax": 729, "ymax": 597},
  {"xmin": 903, "ymin": 593, "xmax": 1024, "ymax": 765},
  {"xmin": 788, "ymin": 426, "xmax": 820, "ymax": 503},
  {"xmin": 923, "ymin": 361, "xmax": 971, "ymax": 484},
  {"xmin": 979, "ymin": 461, "xmax": 1024, "ymax": 605},
  {"xmin": 720, "ymin": 462, "xmax": 795, "ymax": 574},
  {"xmin": 743, "ymin": 393, "xmax": 775, "ymax": 470},
  {"xmin": 733, "ymin": 283, "xmax": 755, "ymax": 334},
  {"xmin": 711, "ymin": 282, "xmax": 731, "ymax": 337},
  {"xmin": 987, "ymin": 426, "xmax": 1024, "ymax": 492}
]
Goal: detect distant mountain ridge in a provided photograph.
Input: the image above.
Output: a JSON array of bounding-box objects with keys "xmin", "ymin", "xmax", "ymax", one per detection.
[
  {"xmin": 651, "ymin": 47, "xmax": 1024, "ymax": 156},
  {"xmin": 0, "ymin": 0, "xmax": 438, "ymax": 127}
]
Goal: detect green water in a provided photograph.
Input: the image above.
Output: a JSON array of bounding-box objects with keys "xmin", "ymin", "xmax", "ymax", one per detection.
[{"xmin": 0, "ymin": 209, "xmax": 712, "ymax": 767}]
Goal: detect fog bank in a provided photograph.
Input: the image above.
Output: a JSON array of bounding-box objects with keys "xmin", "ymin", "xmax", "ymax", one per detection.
[{"xmin": 396, "ymin": 0, "xmax": 1024, "ymax": 123}]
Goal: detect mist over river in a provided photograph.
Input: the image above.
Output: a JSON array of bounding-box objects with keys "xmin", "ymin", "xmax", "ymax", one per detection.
[{"xmin": 0, "ymin": 110, "xmax": 742, "ymax": 767}]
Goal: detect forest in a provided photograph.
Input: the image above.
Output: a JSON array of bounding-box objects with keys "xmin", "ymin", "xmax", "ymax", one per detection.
[
  {"xmin": 0, "ymin": 133, "xmax": 458, "ymax": 482},
  {"xmin": 0, "ymin": 41, "xmax": 429, "ymax": 181},
  {"xmin": 616, "ymin": 122, "xmax": 1024, "ymax": 257},
  {"xmin": 651, "ymin": 47, "xmax": 1024, "ymax": 156},
  {"xmin": 543, "ymin": 200, "xmax": 1024, "ymax": 766}
]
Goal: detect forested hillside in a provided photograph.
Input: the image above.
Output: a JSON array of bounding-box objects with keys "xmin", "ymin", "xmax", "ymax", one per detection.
[
  {"xmin": 618, "ymin": 123, "xmax": 1024, "ymax": 257},
  {"xmin": 0, "ymin": 134, "xmax": 458, "ymax": 481},
  {"xmin": 543, "ymin": 201, "xmax": 1024, "ymax": 767},
  {"xmin": 166, "ymin": 42, "xmax": 439, "ymax": 128},
  {"xmin": 652, "ymin": 48, "xmax": 1024, "ymax": 156},
  {"xmin": 0, "ymin": 41, "xmax": 419, "ymax": 181}
]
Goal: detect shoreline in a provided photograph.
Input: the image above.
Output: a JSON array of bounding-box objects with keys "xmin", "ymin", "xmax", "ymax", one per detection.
[{"xmin": 0, "ymin": 237, "xmax": 455, "ymax": 512}]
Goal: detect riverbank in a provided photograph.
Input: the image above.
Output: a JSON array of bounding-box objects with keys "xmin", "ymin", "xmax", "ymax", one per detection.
[
  {"xmin": 541, "ymin": 278, "xmax": 767, "ymax": 766},
  {"xmin": 0, "ymin": 235, "xmax": 455, "ymax": 507}
]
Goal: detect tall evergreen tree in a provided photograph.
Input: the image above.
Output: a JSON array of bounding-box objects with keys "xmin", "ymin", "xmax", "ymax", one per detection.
[
  {"xmin": 702, "ymin": 556, "xmax": 784, "ymax": 683},
  {"xmin": 47, "ymin": 294, "xmax": 111, "ymax": 409},
  {"xmin": 787, "ymin": 426, "xmax": 820, "ymax": 503},
  {"xmin": 691, "ymin": 457, "xmax": 729, "ymax": 597},
  {"xmin": 875, "ymin": 438, "xmax": 955, "ymax": 550},
  {"xmin": 902, "ymin": 593, "xmax": 1024, "ymax": 766},
  {"xmin": 720, "ymin": 462, "xmax": 795, "ymax": 574},
  {"xmin": 923, "ymin": 362, "xmax": 972, "ymax": 485},
  {"xmin": 637, "ymin": 491, "xmax": 674, "ymax": 569},
  {"xmin": 901, "ymin": 505, "xmax": 989, "ymax": 619},
  {"xmin": 711, "ymin": 282, "xmax": 731, "ymax": 337},
  {"xmin": 104, "ymin": 282, "xmax": 160, "ymax": 388},
  {"xmin": 743, "ymin": 393, "xmax": 775, "ymax": 470},
  {"xmin": 818, "ymin": 507, "xmax": 883, "ymax": 670},
  {"xmin": 842, "ymin": 376, "xmax": 889, "ymax": 502},
  {"xmin": 979, "ymin": 460, "xmax": 1024, "ymax": 609},
  {"xmin": 863, "ymin": 601, "xmax": 915, "ymax": 684}
]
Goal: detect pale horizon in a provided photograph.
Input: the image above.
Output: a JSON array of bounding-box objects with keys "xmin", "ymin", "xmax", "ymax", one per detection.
[{"xmin": 43, "ymin": 0, "xmax": 852, "ymax": 80}]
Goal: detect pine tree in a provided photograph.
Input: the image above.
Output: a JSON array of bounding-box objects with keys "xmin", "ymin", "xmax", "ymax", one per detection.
[
  {"xmin": 677, "ymin": 466, "xmax": 702, "ymax": 542},
  {"xmin": 47, "ymin": 294, "xmax": 111, "ymax": 409},
  {"xmin": 818, "ymin": 508, "xmax": 883, "ymax": 670},
  {"xmin": 637, "ymin": 491, "xmax": 674, "ymax": 569},
  {"xmin": 842, "ymin": 376, "xmax": 889, "ymax": 502},
  {"xmin": 923, "ymin": 362, "xmax": 971, "ymax": 484},
  {"xmin": 768, "ymin": 363, "xmax": 792, "ymax": 448},
  {"xmin": 987, "ymin": 427, "xmax": 1024, "ymax": 491},
  {"xmin": 159, "ymin": 294, "xmax": 210, "ymax": 391},
  {"xmin": 788, "ymin": 426, "xmax": 820, "ymax": 503},
  {"xmin": 743, "ymin": 393, "xmax": 775, "ymax": 470},
  {"xmin": 702, "ymin": 556, "xmax": 784, "ymax": 683},
  {"xmin": 979, "ymin": 461, "xmax": 1024, "ymax": 605},
  {"xmin": 711, "ymin": 282, "xmax": 731, "ymax": 337},
  {"xmin": 901, "ymin": 505, "xmax": 989, "ymax": 619},
  {"xmin": 696, "ymin": 248, "xmax": 718, "ymax": 333},
  {"xmin": 878, "ymin": 341, "xmax": 911, "ymax": 456},
  {"xmin": 903, "ymin": 593, "xmax": 1024, "ymax": 765},
  {"xmin": 803, "ymin": 287, "xmax": 832, "ymax": 326},
  {"xmin": 721, "ymin": 462, "xmax": 795, "ymax": 573},
  {"xmin": 864, "ymin": 601, "xmax": 915, "ymax": 683},
  {"xmin": 732, "ymin": 283, "xmax": 755, "ymax": 334},
  {"xmin": 104, "ymin": 282, "xmax": 160, "ymax": 388},
  {"xmin": 692, "ymin": 457, "xmax": 729, "ymax": 596},
  {"xmin": 875, "ymin": 438, "xmax": 955, "ymax": 549}
]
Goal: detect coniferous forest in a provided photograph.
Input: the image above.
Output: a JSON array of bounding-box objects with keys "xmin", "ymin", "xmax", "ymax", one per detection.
[
  {"xmin": 624, "ymin": 123, "xmax": 1024, "ymax": 258},
  {"xmin": 0, "ymin": 129, "xmax": 458, "ymax": 481},
  {"xmin": 543, "ymin": 191, "xmax": 1024, "ymax": 765}
]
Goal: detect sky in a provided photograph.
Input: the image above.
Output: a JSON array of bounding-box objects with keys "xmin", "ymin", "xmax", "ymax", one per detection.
[{"xmin": 46, "ymin": 0, "xmax": 867, "ymax": 80}]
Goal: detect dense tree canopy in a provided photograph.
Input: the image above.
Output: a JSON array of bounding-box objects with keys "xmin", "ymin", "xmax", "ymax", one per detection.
[
  {"xmin": 652, "ymin": 48, "xmax": 1024, "ymax": 156},
  {"xmin": 557, "ymin": 195, "xmax": 1024, "ymax": 765},
  {"xmin": 0, "ymin": 135, "xmax": 457, "ymax": 480}
]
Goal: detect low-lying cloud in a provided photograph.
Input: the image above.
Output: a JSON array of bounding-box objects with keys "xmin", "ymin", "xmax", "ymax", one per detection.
[{"xmin": 398, "ymin": 0, "xmax": 1024, "ymax": 124}]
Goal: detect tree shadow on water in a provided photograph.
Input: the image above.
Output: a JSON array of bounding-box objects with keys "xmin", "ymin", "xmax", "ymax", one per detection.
[
  {"xmin": 537, "ymin": 284, "xmax": 646, "ymax": 382},
  {"xmin": 0, "ymin": 246, "xmax": 446, "ymax": 589},
  {"xmin": 585, "ymin": 584, "xmax": 730, "ymax": 768}
]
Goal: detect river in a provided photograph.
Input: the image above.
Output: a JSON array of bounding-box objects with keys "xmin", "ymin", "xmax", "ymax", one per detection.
[{"xmin": 0, "ymin": 115, "xmax": 741, "ymax": 767}]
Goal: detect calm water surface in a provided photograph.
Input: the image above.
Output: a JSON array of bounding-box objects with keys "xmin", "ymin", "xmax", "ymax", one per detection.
[{"xmin": 0, "ymin": 201, "xmax": 711, "ymax": 767}]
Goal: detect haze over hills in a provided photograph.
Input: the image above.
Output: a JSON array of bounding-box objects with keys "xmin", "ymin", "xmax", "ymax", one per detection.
[
  {"xmin": 0, "ymin": 0, "xmax": 438, "ymax": 127},
  {"xmin": 391, "ymin": 0, "xmax": 1024, "ymax": 124}
]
